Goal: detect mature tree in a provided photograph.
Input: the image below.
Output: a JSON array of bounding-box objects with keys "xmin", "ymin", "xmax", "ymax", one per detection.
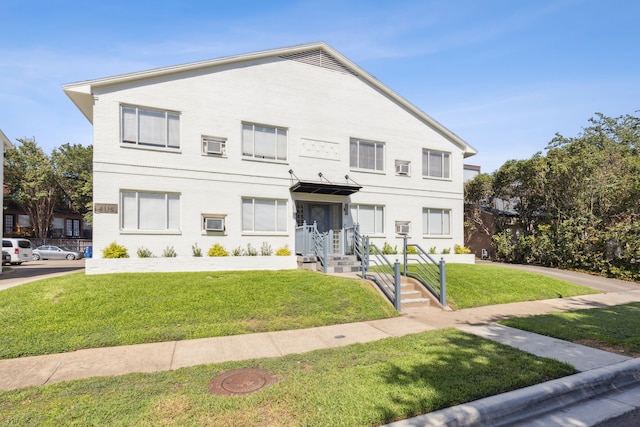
[
  {"xmin": 464, "ymin": 173, "xmax": 494, "ymax": 236},
  {"xmin": 490, "ymin": 112, "xmax": 640, "ymax": 280},
  {"xmin": 52, "ymin": 143, "xmax": 93, "ymax": 224},
  {"xmin": 492, "ymin": 155, "xmax": 548, "ymax": 234},
  {"xmin": 4, "ymin": 138, "xmax": 57, "ymax": 238}
]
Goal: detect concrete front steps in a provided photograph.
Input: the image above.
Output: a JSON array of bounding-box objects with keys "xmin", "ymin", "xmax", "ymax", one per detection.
[{"xmin": 399, "ymin": 276, "xmax": 433, "ymax": 310}]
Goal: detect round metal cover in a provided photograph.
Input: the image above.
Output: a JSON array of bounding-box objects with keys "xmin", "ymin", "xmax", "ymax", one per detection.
[{"xmin": 208, "ymin": 368, "xmax": 277, "ymax": 396}]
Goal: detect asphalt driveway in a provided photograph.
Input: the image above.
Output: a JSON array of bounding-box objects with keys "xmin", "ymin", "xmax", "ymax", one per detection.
[{"xmin": 0, "ymin": 259, "xmax": 85, "ymax": 291}]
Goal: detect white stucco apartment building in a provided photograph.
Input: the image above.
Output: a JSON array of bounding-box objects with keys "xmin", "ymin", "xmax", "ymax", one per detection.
[{"xmin": 63, "ymin": 42, "xmax": 476, "ymax": 271}]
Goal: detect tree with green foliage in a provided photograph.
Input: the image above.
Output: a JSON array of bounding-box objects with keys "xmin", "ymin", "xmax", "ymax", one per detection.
[
  {"xmin": 52, "ymin": 143, "xmax": 93, "ymax": 225},
  {"xmin": 4, "ymin": 138, "xmax": 93, "ymax": 238},
  {"xmin": 4, "ymin": 138, "xmax": 57, "ymax": 238},
  {"xmin": 464, "ymin": 173, "xmax": 494, "ymax": 237},
  {"xmin": 489, "ymin": 112, "xmax": 640, "ymax": 280}
]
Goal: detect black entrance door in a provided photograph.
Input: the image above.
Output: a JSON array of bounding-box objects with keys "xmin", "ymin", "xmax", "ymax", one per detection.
[{"xmin": 309, "ymin": 204, "xmax": 331, "ymax": 233}]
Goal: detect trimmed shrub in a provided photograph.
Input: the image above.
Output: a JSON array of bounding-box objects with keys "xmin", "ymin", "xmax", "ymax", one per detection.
[
  {"xmin": 192, "ymin": 243, "xmax": 202, "ymax": 257},
  {"xmin": 137, "ymin": 247, "xmax": 153, "ymax": 258},
  {"xmin": 260, "ymin": 242, "xmax": 273, "ymax": 256},
  {"xmin": 208, "ymin": 243, "xmax": 229, "ymax": 257},
  {"xmin": 162, "ymin": 246, "xmax": 177, "ymax": 257},
  {"xmin": 381, "ymin": 242, "xmax": 397, "ymax": 255},
  {"xmin": 102, "ymin": 242, "xmax": 129, "ymax": 258},
  {"xmin": 275, "ymin": 245, "xmax": 292, "ymax": 256},
  {"xmin": 244, "ymin": 244, "xmax": 258, "ymax": 256},
  {"xmin": 454, "ymin": 244, "xmax": 471, "ymax": 254}
]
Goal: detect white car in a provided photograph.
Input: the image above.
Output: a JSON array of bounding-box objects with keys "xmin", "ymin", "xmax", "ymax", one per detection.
[{"xmin": 2, "ymin": 238, "xmax": 33, "ymax": 265}]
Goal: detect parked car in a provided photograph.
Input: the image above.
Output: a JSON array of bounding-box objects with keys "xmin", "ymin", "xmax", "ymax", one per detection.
[
  {"xmin": 32, "ymin": 245, "xmax": 85, "ymax": 261},
  {"xmin": 2, "ymin": 250, "xmax": 11, "ymax": 265},
  {"xmin": 2, "ymin": 238, "xmax": 33, "ymax": 265}
]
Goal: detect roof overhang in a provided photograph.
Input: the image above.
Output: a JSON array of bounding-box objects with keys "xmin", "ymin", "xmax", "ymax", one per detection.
[
  {"xmin": 290, "ymin": 180, "xmax": 361, "ymax": 196},
  {"xmin": 62, "ymin": 41, "xmax": 477, "ymax": 157},
  {"xmin": 0, "ymin": 129, "xmax": 11, "ymax": 149}
]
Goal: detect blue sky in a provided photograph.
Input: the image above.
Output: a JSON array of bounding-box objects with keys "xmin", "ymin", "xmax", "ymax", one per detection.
[{"xmin": 1, "ymin": 0, "xmax": 638, "ymax": 173}]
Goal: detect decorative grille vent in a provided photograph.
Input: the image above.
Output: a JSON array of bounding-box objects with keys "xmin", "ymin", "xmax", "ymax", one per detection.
[{"xmin": 280, "ymin": 49, "xmax": 357, "ymax": 76}]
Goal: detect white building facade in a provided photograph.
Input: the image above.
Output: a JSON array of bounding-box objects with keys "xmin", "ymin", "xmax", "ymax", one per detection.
[{"xmin": 64, "ymin": 43, "xmax": 476, "ymax": 270}]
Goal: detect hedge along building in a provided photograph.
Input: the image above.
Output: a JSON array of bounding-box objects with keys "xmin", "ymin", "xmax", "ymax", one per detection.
[{"xmin": 63, "ymin": 42, "xmax": 477, "ymax": 273}]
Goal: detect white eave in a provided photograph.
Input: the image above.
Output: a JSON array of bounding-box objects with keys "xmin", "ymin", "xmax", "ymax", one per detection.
[
  {"xmin": 0, "ymin": 129, "xmax": 11, "ymax": 149},
  {"xmin": 62, "ymin": 41, "xmax": 477, "ymax": 157}
]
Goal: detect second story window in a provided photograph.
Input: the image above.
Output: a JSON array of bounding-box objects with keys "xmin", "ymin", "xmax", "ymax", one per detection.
[
  {"xmin": 242, "ymin": 123, "xmax": 287, "ymax": 161},
  {"xmin": 121, "ymin": 105, "xmax": 180, "ymax": 149},
  {"xmin": 422, "ymin": 149, "xmax": 451, "ymax": 179},
  {"xmin": 350, "ymin": 138, "xmax": 384, "ymax": 171}
]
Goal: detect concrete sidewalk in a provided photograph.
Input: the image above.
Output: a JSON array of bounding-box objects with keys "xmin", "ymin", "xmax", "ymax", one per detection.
[{"xmin": 2, "ymin": 288, "xmax": 640, "ymax": 391}]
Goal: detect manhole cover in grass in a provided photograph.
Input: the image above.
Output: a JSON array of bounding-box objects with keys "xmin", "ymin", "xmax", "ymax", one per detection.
[{"xmin": 208, "ymin": 368, "xmax": 277, "ymax": 396}]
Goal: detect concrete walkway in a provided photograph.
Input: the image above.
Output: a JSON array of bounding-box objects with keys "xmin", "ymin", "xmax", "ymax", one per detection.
[{"xmin": 2, "ymin": 264, "xmax": 640, "ymax": 426}]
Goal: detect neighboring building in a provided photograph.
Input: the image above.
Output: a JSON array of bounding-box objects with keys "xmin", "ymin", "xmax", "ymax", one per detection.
[
  {"xmin": 463, "ymin": 164, "xmax": 481, "ymax": 182},
  {"xmin": 63, "ymin": 42, "xmax": 477, "ymax": 266},
  {"xmin": 2, "ymin": 206, "xmax": 90, "ymax": 240}
]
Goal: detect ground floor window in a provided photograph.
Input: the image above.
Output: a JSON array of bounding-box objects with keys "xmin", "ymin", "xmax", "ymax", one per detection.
[
  {"xmin": 242, "ymin": 198, "xmax": 287, "ymax": 233},
  {"xmin": 65, "ymin": 219, "xmax": 81, "ymax": 237},
  {"xmin": 121, "ymin": 191, "xmax": 180, "ymax": 231},
  {"xmin": 351, "ymin": 204, "xmax": 384, "ymax": 234},
  {"xmin": 422, "ymin": 208, "xmax": 451, "ymax": 236},
  {"xmin": 52, "ymin": 218, "xmax": 64, "ymax": 237},
  {"xmin": 4, "ymin": 214, "xmax": 14, "ymax": 234}
]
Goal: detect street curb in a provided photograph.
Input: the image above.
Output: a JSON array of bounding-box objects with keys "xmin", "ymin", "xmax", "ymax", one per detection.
[{"xmin": 383, "ymin": 358, "xmax": 640, "ymax": 426}]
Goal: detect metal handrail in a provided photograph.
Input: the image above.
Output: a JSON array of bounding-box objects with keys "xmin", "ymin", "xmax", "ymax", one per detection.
[
  {"xmin": 404, "ymin": 242, "xmax": 447, "ymax": 307},
  {"xmin": 361, "ymin": 237, "xmax": 402, "ymax": 311}
]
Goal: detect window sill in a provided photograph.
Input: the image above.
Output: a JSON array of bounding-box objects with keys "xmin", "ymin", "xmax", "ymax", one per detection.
[
  {"xmin": 241, "ymin": 232, "xmax": 289, "ymax": 237},
  {"xmin": 350, "ymin": 168, "xmax": 385, "ymax": 175},
  {"xmin": 422, "ymin": 235, "xmax": 452, "ymax": 239},
  {"xmin": 120, "ymin": 230, "xmax": 182, "ymax": 235},
  {"xmin": 121, "ymin": 144, "xmax": 182, "ymax": 154},
  {"xmin": 422, "ymin": 176, "xmax": 452, "ymax": 182},
  {"xmin": 242, "ymin": 157, "xmax": 288, "ymax": 165}
]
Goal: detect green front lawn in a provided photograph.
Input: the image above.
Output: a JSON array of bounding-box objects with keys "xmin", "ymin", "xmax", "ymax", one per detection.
[
  {"xmin": 0, "ymin": 264, "xmax": 600, "ymax": 360},
  {"xmin": 0, "ymin": 329, "xmax": 576, "ymax": 427},
  {"xmin": 500, "ymin": 302, "xmax": 640, "ymax": 356},
  {"xmin": 0, "ymin": 270, "xmax": 397, "ymax": 359},
  {"xmin": 444, "ymin": 263, "xmax": 597, "ymax": 309}
]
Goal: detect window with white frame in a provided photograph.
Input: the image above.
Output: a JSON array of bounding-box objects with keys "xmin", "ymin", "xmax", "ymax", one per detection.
[
  {"xmin": 202, "ymin": 136, "xmax": 226, "ymax": 156},
  {"xmin": 242, "ymin": 198, "xmax": 288, "ymax": 233},
  {"xmin": 121, "ymin": 105, "xmax": 180, "ymax": 149},
  {"xmin": 422, "ymin": 208, "xmax": 451, "ymax": 236},
  {"xmin": 422, "ymin": 150, "xmax": 451, "ymax": 179},
  {"xmin": 242, "ymin": 123, "xmax": 287, "ymax": 161},
  {"xmin": 351, "ymin": 204, "xmax": 384, "ymax": 234},
  {"xmin": 121, "ymin": 191, "xmax": 180, "ymax": 231},
  {"xmin": 350, "ymin": 138, "xmax": 384, "ymax": 171}
]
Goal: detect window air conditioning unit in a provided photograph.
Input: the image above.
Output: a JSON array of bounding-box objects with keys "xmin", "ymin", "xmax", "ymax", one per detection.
[
  {"xmin": 205, "ymin": 218, "xmax": 225, "ymax": 232},
  {"xmin": 205, "ymin": 140, "xmax": 224, "ymax": 155},
  {"xmin": 396, "ymin": 163, "xmax": 409, "ymax": 175},
  {"xmin": 396, "ymin": 224, "xmax": 410, "ymax": 234}
]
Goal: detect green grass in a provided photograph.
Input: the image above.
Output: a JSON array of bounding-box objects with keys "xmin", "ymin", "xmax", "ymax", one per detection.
[
  {"xmin": 0, "ymin": 329, "xmax": 576, "ymax": 427},
  {"xmin": 0, "ymin": 270, "xmax": 397, "ymax": 359},
  {"xmin": 444, "ymin": 264, "xmax": 598, "ymax": 309},
  {"xmin": 499, "ymin": 302, "xmax": 640, "ymax": 356}
]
